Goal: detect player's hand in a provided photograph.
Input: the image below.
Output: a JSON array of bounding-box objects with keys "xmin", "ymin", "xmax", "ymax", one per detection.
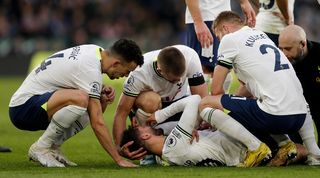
[
  {"xmin": 194, "ymin": 21, "xmax": 213, "ymax": 48},
  {"xmin": 116, "ymin": 159, "xmax": 139, "ymax": 168},
  {"xmin": 119, "ymin": 141, "xmax": 148, "ymax": 160},
  {"xmin": 190, "ymin": 129, "xmax": 199, "ymax": 144},
  {"xmin": 240, "ymin": 0, "xmax": 256, "ymax": 27},
  {"xmin": 198, "ymin": 121, "xmax": 213, "ymax": 130},
  {"xmin": 102, "ymin": 85, "xmax": 115, "ymax": 104}
]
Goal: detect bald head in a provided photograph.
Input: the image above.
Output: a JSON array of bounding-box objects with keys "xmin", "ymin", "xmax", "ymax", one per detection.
[{"xmin": 279, "ymin": 25, "xmax": 307, "ymax": 62}]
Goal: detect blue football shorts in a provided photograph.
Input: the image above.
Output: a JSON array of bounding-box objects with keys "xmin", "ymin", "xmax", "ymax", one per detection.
[
  {"xmin": 186, "ymin": 21, "xmax": 219, "ymax": 70},
  {"xmin": 9, "ymin": 92, "xmax": 54, "ymax": 131},
  {"xmin": 221, "ymin": 94, "xmax": 306, "ymax": 134}
]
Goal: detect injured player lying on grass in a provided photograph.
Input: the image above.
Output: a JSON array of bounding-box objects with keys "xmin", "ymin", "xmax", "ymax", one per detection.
[{"xmin": 121, "ymin": 94, "xmax": 308, "ymax": 167}]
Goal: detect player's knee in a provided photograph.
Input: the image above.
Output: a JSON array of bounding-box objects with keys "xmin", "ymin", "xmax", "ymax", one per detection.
[
  {"xmin": 199, "ymin": 96, "xmax": 215, "ymax": 112},
  {"xmin": 135, "ymin": 91, "xmax": 161, "ymax": 113},
  {"xmin": 73, "ymin": 90, "xmax": 89, "ymax": 108}
]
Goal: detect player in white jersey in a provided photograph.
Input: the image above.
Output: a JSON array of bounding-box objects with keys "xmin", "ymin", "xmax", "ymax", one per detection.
[
  {"xmin": 113, "ymin": 45, "xmax": 208, "ymax": 160},
  {"xmin": 199, "ymin": 11, "xmax": 320, "ymax": 166},
  {"xmin": 9, "ymin": 39, "xmax": 144, "ymax": 167},
  {"xmin": 120, "ymin": 94, "xmax": 271, "ymax": 167},
  {"xmin": 256, "ymin": 0, "xmax": 295, "ymax": 46},
  {"xmin": 185, "ymin": 0, "xmax": 255, "ymax": 83}
]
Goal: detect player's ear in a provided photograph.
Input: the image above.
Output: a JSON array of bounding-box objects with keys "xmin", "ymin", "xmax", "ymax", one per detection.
[
  {"xmin": 300, "ymin": 40, "xmax": 306, "ymax": 48},
  {"xmin": 131, "ymin": 117, "xmax": 138, "ymax": 127},
  {"xmin": 141, "ymin": 133, "xmax": 151, "ymax": 140}
]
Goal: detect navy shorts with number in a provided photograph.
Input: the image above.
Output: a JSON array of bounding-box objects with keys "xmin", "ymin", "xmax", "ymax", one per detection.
[
  {"xmin": 9, "ymin": 92, "xmax": 54, "ymax": 131},
  {"xmin": 221, "ymin": 94, "xmax": 306, "ymax": 134},
  {"xmin": 186, "ymin": 21, "xmax": 220, "ymax": 71}
]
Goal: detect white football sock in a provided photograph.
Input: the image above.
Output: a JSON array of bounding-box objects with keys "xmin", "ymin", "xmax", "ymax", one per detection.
[
  {"xmin": 37, "ymin": 105, "xmax": 86, "ymax": 148},
  {"xmin": 55, "ymin": 112, "xmax": 90, "ymax": 146},
  {"xmin": 270, "ymin": 134, "xmax": 291, "ymax": 147},
  {"xmin": 299, "ymin": 111, "xmax": 320, "ymax": 156},
  {"xmin": 200, "ymin": 107, "xmax": 261, "ymax": 151}
]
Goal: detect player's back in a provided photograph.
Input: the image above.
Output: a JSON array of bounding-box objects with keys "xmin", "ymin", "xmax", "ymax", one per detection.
[
  {"xmin": 10, "ymin": 44, "xmax": 102, "ymax": 107},
  {"xmin": 219, "ymin": 27, "xmax": 306, "ymax": 115}
]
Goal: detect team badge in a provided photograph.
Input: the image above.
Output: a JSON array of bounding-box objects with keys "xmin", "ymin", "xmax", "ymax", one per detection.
[
  {"xmin": 90, "ymin": 82, "xmax": 101, "ymax": 95},
  {"xmin": 124, "ymin": 75, "xmax": 135, "ymax": 91},
  {"xmin": 165, "ymin": 135, "xmax": 177, "ymax": 148}
]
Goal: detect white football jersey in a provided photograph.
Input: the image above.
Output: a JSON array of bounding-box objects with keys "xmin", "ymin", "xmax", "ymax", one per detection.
[
  {"xmin": 10, "ymin": 44, "xmax": 103, "ymax": 107},
  {"xmin": 217, "ymin": 26, "xmax": 307, "ymax": 115},
  {"xmin": 256, "ymin": 0, "xmax": 295, "ymax": 34},
  {"xmin": 123, "ymin": 45, "xmax": 204, "ymax": 103},
  {"xmin": 157, "ymin": 95, "xmax": 246, "ymax": 166},
  {"xmin": 185, "ymin": 0, "xmax": 231, "ymax": 24}
]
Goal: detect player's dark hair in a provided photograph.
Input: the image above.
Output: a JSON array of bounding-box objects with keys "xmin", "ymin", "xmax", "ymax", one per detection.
[
  {"xmin": 158, "ymin": 47, "xmax": 186, "ymax": 76},
  {"xmin": 120, "ymin": 126, "xmax": 143, "ymax": 152},
  {"xmin": 110, "ymin": 39, "xmax": 144, "ymax": 66},
  {"xmin": 213, "ymin": 11, "xmax": 244, "ymax": 31}
]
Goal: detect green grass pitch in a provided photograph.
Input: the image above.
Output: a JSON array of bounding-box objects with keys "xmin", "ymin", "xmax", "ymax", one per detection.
[{"xmin": 1, "ymin": 76, "xmax": 320, "ymax": 178}]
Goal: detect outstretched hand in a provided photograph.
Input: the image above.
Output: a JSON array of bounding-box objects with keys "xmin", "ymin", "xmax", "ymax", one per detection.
[
  {"xmin": 119, "ymin": 141, "xmax": 148, "ymax": 160},
  {"xmin": 116, "ymin": 159, "xmax": 139, "ymax": 168}
]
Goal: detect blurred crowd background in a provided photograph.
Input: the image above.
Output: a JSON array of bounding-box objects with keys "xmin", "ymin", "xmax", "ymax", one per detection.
[{"xmin": 0, "ymin": 0, "xmax": 319, "ymax": 58}]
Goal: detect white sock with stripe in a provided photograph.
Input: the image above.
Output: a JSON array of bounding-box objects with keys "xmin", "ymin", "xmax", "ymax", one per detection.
[
  {"xmin": 299, "ymin": 111, "xmax": 320, "ymax": 156},
  {"xmin": 55, "ymin": 112, "xmax": 90, "ymax": 146},
  {"xmin": 37, "ymin": 105, "xmax": 86, "ymax": 148},
  {"xmin": 200, "ymin": 107, "xmax": 261, "ymax": 151}
]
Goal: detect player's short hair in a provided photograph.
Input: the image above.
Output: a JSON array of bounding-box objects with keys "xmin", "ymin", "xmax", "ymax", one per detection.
[
  {"xmin": 157, "ymin": 47, "xmax": 186, "ymax": 77},
  {"xmin": 120, "ymin": 126, "xmax": 164, "ymax": 153},
  {"xmin": 110, "ymin": 39, "xmax": 144, "ymax": 66},
  {"xmin": 120, "ymin": 126, "xmax": 142, "ymax": 152},
  {"xmin": 213, "ymin": 11, "xmax": 244, "ymax": 31}
]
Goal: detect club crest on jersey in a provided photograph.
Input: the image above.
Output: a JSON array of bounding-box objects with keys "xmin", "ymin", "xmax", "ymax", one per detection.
[
  {"xmin": 165, "ymin": 135, "xmax": 177, "ymax": 148},
  {"xmin": 124, "ymin": 75, "xmax": 135, "ymax": 91},
  {"xmin": 90, "ymin": 82, "xmax": 101, "ymax": 94},
  {"xmin": 192, "ymin": 72, "xmax": 203, "ymax": 78}
]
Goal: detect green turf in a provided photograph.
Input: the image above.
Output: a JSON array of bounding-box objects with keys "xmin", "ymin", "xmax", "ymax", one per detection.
[{"xmin": 1, "ymin": 76, "xmax": 320, "ymax": 178}]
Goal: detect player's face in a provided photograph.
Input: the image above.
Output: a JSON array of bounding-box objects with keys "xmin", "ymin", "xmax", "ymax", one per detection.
[
  {"xmin": 161, "ymin": 72, "xmax": 182, "ymax": 84},
  {"xmin": 107, "ymin": 61, "xmax": 137, "ymax": 80}
]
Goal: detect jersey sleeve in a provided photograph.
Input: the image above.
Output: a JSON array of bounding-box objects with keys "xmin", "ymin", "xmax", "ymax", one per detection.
[
  {"xmin": 75, "ymin": 69, "xmax": 102, "ymax": 99},
  {"xmin": 155, "ymin": 96, "xmax": 190, "ymax": 123},
  {"xmin": 185, "ymin": 49, "xmax": 205, "ymax": 86},
  {"xmin": 122, "ymin": 71, "xmax": 146, "ymax": 97},
  {"xmin": 157, "ymin": 95, "xmax": 201, "ymax": 138},
  {"xmin": 216, "ymin": 35, "xmax": 238, "ymax": 69}
]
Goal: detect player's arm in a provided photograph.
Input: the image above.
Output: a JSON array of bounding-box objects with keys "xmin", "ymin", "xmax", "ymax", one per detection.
[
  {"xmin": 113, "ymin": 93, "xmax": 147, "ymax": 159},
  {"xmin": 113, "ymin": 93, "xmax": 135, "ymax": 147},
  {"xmin": 88, "ymin": 97, "xmax": 137, "ymax": 167},
  {"xmin": 211, "ymin": 35, "xmax": 237, "ymax": 95},
  {"xmin": 211, "ymin": 65, "xmax": 230, "ymax": 96},
  {"xmin": 175, "ymin": 95, "xmax": 202, "ymax": 136},
  {"xmin": 185, "ymin": 0, "xmax": 213, "ymax": 48},
  {"xmin": 276, "ymin": 0, "xmax": 293, "ymax": 25},
  {"xmin": 187, "ymin": 47, "xmax": 209, "ymax": 98},
  {"xmin": 190, "ymin": 83, "xmax": 208, "ymax": 98},
  {"xmin": 238, "ymin": 0, "xmax": 256, "ymax": 27}
]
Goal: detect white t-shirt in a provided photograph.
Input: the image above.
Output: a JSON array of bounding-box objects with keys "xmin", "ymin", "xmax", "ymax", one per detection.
[
  {"xmin": 123, "ymin": 45, "xmax": 204, "ymax": 103},
  {"xmin": 217, "ymin": 26, "xmax": 307, "ymax": 115},
  {"xmin": 156, "ymin": 95, "xmax": 246, "ymax": 166},
  {"xmin": 256, "ymin": 0, "xmax": 295, "ymax": 34},
  {"xmin": 185, "ymin": 0, "xmax": 231, "ymax": 24},
  {"xmin": 10, "ymin": 44, "xmax": 103, "ymax": 107}
]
